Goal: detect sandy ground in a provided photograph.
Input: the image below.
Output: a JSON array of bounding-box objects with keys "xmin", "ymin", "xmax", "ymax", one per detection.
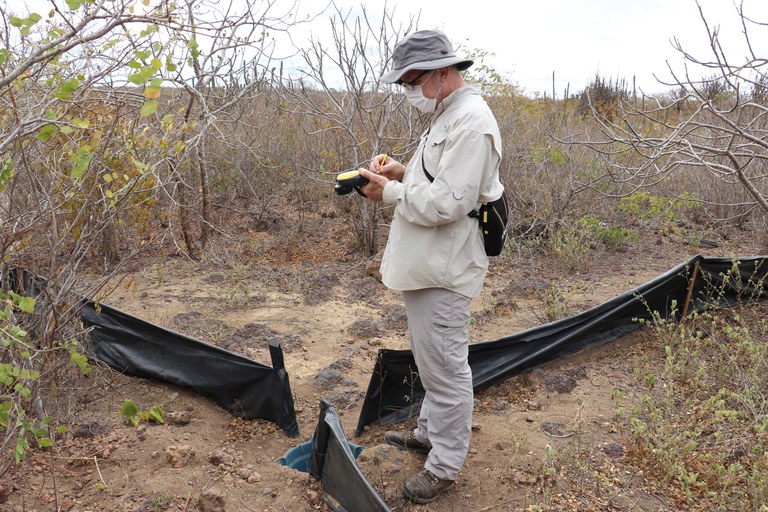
[{"xmin": 2, "ymin": 218, "xmax": 763, "ymax": 512}]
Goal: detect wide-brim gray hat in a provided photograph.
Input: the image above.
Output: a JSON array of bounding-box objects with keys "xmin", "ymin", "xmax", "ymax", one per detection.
[{"xmin": 381, "ymin": 29, "xmax": 474, "ymax": 84}]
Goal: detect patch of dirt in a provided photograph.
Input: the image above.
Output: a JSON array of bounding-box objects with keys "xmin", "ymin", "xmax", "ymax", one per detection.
[{"xmin": 2, "ymin": 215, "xmax": 764, "ymax": 512}]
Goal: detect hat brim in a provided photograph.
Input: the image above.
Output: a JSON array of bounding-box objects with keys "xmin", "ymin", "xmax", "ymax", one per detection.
[{"xmin": 381, "ymin": 57, "xmax": 474, "ymax": 84}]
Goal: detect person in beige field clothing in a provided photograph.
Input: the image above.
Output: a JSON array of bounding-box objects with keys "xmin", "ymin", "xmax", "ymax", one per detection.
[{"xmin": 357, "ymin": 29, "xmax": 504, "ymax": 504}]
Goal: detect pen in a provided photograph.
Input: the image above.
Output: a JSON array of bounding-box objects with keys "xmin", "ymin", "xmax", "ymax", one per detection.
[{"xmin": 378, "ymin": 153, "xmax": 390, "ymax": 173}]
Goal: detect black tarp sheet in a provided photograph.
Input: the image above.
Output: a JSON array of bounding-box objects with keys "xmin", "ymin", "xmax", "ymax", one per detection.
[
  {"xmin": 2, "ymin": 266, "xmax": 299, "ymax": 437},
  {"xmin": 355, "ymin": 255, "xmax": 768, "ymax": 435},
  {"xmin": 310, "ymin": 399, "xmax": 390, "ymax": 512},
  {"xmin": 81, "ymin": 301, "xmax": 300, "ymax": 437}
]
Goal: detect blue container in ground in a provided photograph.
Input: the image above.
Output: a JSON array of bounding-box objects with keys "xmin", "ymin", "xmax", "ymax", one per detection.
[{"xmin": 277, "ymin": 437, "xmax": 364, "ymax": 473}]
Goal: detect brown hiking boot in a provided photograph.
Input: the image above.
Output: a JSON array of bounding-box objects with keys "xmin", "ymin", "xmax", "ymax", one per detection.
[
  {"xmin": 384, "ymin": 431, "xmax": 431, "ymax": 454},
  {"xmin": 402, "ymin": 468, "xmax": 455, "ymax": 503}
]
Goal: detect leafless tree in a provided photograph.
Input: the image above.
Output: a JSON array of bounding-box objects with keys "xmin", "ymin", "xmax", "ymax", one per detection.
[
  {"xmin": 570, "ymin": 1, "xmax": 767, "ymax": 228},
  {"xmin": 140, "ymin": 0, "xmax": 299, "ymax": 259},
  {"xmin": 272, "ymin": 1, "xmax": 422, "ymax": 255}
]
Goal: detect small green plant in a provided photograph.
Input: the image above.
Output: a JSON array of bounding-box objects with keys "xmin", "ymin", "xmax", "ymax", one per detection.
[
  {"xmin": 618, "ymin": 191, "xmax": 699, "ymax": 230},
  {"xmin": 545, "ymin": 223, "xmax": 593, "ymax": 272},
  {"xmin": 623, "ymin": 280, "xmax": 768, "ymax": 510},
  {"xmin": 401, "ymin": 366, "xmax": 421, "ymax": 420},
  {"xmin": 575, "ymin": 215, "xmax": 636, "ymax": 246},
  {"xmin": 120, "ymin": 399, "xmax": 165, "ymax": 426},
  {"xmin": 0, "ymin": 291, "xmax": 74, "ymax": 462}
]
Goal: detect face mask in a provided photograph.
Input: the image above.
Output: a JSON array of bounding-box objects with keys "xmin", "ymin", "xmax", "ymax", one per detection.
[
  {"xmin": 403, "ymin": 70, "xmax": 444, "ymax": 113},
  {"xmin": 405, "ymin": 85, "xmax": 438, "ymax": 113}
]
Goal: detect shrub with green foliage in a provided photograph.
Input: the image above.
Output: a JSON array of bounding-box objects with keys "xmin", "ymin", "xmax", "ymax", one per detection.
[
  {"xmin": 620, "ymin": 268, "xmax": 768, "ymax": 510},
  {"xmin": 0, "ymin": 291, "xmax": 80, "ymax": 463}
]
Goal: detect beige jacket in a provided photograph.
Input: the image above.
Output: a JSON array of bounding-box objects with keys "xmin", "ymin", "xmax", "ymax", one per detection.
[{"xmin": 380, "ymin": 85, "xmax": 504, "ymax": 298}]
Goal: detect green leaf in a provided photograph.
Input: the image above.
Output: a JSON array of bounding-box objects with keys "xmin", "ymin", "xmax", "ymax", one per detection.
[
  {"xmin": 15, "ymin": 438, "xmax": 28, "ymax": 463},
  {"xmin": 71, "ymin": 150, "xmax": 94, "ymax": 179},
  {"xmin": 187, "ymin": 38, "xmax": 199, "ymax": 58},
  {"xmin": 102, "ymin": 38, "xmax": 119, "ymax": 51},
  {"xmin": 17, "ymin": 296, "xmax": 35, "ymax": 313},
  {"xmin": 37, "ymin": 437, "xmax": 53, "ymax": 448},
  {"xmin": 9, "ymin": 17, "xmax": 23, "ymax": 28},
  {"xmin": 52, "ymin": 78, "xmax": 80, "ymax": 101},
  {"xmin": 14, "ymin": 383, "xmax": 31, "ymax": 400},
  {"xmin": 69, "ymin": 349, "xmax": 91, "ymax": 375},
  {"xmin": 65, "ymin": 0, "xmax": 86, "ymax": 9},
  {"xmin": 0, "ymin": 159, "xmax": 12, "ymax": 191},
  {"xmin": 140, "ymin": 101, "xmax": 158, "ymax": 117},
  {"xmin": 147, "ymin": 405, "xmax": 165, "ymax": 424},
  {"xmin": 128, "ymin": 66, "xmax": 155, "ymax": 86},
  {"xmin": 120, "ymin": 399, "xmax": 140, "ymax": 426},
  {"xmin": 0, "ymin": 401, "xmax": 10, "ymax": 428},
  {"xmin": 140, "ymin": 24, "xmax": 159, "ymax": 37}
]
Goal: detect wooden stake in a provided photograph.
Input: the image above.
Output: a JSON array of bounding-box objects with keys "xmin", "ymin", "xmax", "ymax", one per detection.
[{"xmin": 681, "ymin": 261, "xmax": 701, "ymax": 318}]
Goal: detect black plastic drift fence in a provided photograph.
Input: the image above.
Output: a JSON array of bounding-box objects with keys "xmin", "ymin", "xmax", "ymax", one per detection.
[
  {"xmin": 355, "ymin": 255, "xmax": 768, "ymax": 436},
  {"xmin": 81, "ymin": 301, "xmax": 300, "ymax": 437},
  {"xmin": 2, "ymin": 266, "xmax": 299, "ymax": 437},
  {"xmin": 310, "ymin": 399, "xmax": 390, "ymax": 512}
]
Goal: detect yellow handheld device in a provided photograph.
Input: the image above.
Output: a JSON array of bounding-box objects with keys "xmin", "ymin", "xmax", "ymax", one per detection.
[{"xmin": 335, "ymin": 170, "xmax": 369, "ymax": 195}]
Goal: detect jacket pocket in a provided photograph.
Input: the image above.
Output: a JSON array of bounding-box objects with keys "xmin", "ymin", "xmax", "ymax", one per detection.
[{"xmin": 423, "ymin": 128, "xmax": 447, "ymax": 178}]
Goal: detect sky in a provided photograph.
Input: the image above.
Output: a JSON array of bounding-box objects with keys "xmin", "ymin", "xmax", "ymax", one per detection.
[
  {"xmin": 11, "ymin": 0, "xmax": 768, "ymax": 97},
  {"xmin": 287, "ymin": 0, "xmax": 768, "ymax": 97}
]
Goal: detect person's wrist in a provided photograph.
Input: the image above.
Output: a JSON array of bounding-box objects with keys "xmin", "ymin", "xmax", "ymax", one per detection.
[{"xmin": 382, "ymin": 181, "xmax": 400, "ymax": 204}]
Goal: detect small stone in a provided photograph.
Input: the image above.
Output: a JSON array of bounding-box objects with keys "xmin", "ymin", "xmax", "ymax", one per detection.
[
  {"xmin": 526, "ymin": 400, "xmax": 542, "ymax": 411},
  {"xmin": 209, "ymin": 449, "xmax": 234, "ymax": 467},
  {"xmin": 166, "ymin": 411, "xmax": 192, "ymax": 426},
  {"xmin": 198, "ymin": 487, "xmax": 225, "ymax": 512},
  {"xmin": 165, "ymin": 444, "xmax": 195, "ymax": 468},
  {"xmin": 513, "ymin": 470, "xmax": 538, "ymax": 486},
  {"xmin": 602, "ymin": 442, "xmax": 625, "ymax": 458}
]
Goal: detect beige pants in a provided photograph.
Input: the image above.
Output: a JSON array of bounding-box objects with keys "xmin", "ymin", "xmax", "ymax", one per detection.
[{"xmin": 402, "ymin": 288, "xmax": 473, "ymax": 481}]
